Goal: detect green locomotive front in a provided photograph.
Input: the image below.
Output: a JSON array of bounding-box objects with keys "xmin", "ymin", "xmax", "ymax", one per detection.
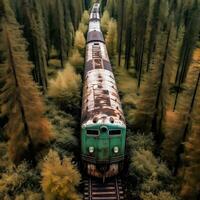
[{"xmin": 81, "ymin": 123, "xmax": 126, "ymax": 178}]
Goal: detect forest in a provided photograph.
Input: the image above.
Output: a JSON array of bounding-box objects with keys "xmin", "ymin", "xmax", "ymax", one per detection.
[{"xmin": 0, "ymin": 0, "xmax": 200, "ymax": 199}]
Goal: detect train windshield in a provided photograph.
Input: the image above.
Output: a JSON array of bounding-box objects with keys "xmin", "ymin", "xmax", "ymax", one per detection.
[
  {"xmin": 109, "ymin": 130, "xmax": 121, "ymax": 136},
  {"xmin": 87, "ymin": 130, "xmax": 99, "ymax": 136}
]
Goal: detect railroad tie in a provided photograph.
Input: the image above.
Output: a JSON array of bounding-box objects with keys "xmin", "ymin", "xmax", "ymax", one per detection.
[{"xmin": 84, "ymin": 178, "xmax": 124, "ymax": 200}]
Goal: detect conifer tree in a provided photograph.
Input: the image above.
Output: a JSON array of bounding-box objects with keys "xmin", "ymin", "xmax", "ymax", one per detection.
[
  {"xmin": 172, "ymin": 50, "xmax": 200, "ymax": 174},
  {"xmin": 18, "ymin": 0, "xmax": 48, "ymax": 92},
  {"xmin": 146, "ymin": 0, "xmax": 162, "ymax": 72},
  {"xmin": 53, "ymin": 0, "xmax": 67, "ymax": 68},
  {"xmin": 69, "ymin": 0, "xmax": 83, "ymax": 30},
  {"xmin": 173, "ymin": 0, "xmax": 200, "ymax": 110},
  {"xmin": 40, "ymin": 0, "xmax": 51, "ymax": 61},
  {"xmin": 106, "ymin": 0, "xmax": 117, "ymax": 18},
  {"xmin": 134, "ymin": 0, "xmax": 150, "ymax": 89},
  {"xmin": 133, "ymin": 48, "xmax": 161, "ymax": 132},
  {"xmin": 0, "ymin": 0, "xmax": 53, "ymax": 164},
  {"xmin": 117, "ymin": 0, "xmax": 125, "ymax": 66},
  {"xmin": 101, "ymin": 10, "xmax": 110, "ymax": 34},
  {"xmin": 74, "ymin": 30, "xmax": 86, "ymax": 53},
  {"xmin": 105, "ymin": 19, "xmax": 117, "ymax": 61},
  {"xmin": 48, "ymin": 64, "xmax": 81, "ymax": 113},
  {"xmin": 162, "ymin": 49, "xmax": 200, "ymax": 171},
  {"xmin": 180, "ymin": 74, "xmax": 200, "ymax": 199},
  {"xmin": 124, "ymin": 0, "xmax": 134, "ymax": 70},
  {"xmin": 62, "ymin": 0, "xmax": 75, "ymax": 57},
  {"xmin": 84, "ymin": 0, "xmax": 91, "ymax": 10}
]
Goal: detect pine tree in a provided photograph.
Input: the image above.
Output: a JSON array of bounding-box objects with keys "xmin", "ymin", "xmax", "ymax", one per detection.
[
  {"xmin": 63, "ymin": 0, "xmax": 75, "ymax": 57},
  {"xmin": 106, "ymin": 0, "xmax": 117, "ymax": 18},
  {"xmin": 124, "ymin": 0, "xmax": 134, "ymax": 70},
  {"xmin": 134, "ymin": 0, "xmax": 150, "ymax": 89},
  {"xmin": 173, "ymin": 0, "xmax": 200, "ymax": 110},
  {"xmin": 74, "ymin": 30, "xmax": 86, "ymax": 53},
  {"xmin": 48, "ymin": 64, "xmax": 81, "ymax": 113},
  {"xmin": 117, "ymin": 0, "xmax": 125, "ymax": 66},
  {"xmin": 84, "ymin": 0, "xmax": 91, "ymax": 10},
  {"xmin": 154, "ymin": 27, "xmax": 172, "ymax": 143},
  {"xmin": 40, "ymin": 0, "xmax": 51, "ymax": 61},
  {"xmin": 105, "ymin": 19, "xmax": 117, "ymax": 61},
  {"xmin": 18, "ymin": 0, "xmax": 48, "ymax": 92},
  {"xmin": 161, "ymin": 48, "xmax": 200, "ymax": 172},
  {"xmin": 69, "ymin": 0, "xmax": 83, "ymax": 30},
  {"xmin": 53, "ymin": 0, "xmax": 67, "ymax": 68},
  {"xmin": 180, "ymin": 74, "xmax": 200, "ymax": 199},
  {"xmin": 146, "ymin": 0, "xmax": 162, "ymax": 72},
  {"xmin": 101, "ymin": 10, "xmax": 110, "ymax": 34},
  {"xmin": 0, "ymin": 0, "xmax": 53, "ymax": 164}
]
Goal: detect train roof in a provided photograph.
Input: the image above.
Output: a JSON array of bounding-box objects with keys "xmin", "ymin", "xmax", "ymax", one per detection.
[
  {"xmin": 81, "ymin": 68, "xmax": 126, "ymax": 127},
  {"xmin": 81, "ymin": 2, "xmax": 125, "ymax": 128}
]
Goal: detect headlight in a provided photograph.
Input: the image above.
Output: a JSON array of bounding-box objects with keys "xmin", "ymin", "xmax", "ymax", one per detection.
[
  {"xmin": 113, "ymin": 146, "xmax": 119, "ymax": 153},
  {"xmin": 89, "ymin": 146, "xmax": 94, "ymax": 153}
]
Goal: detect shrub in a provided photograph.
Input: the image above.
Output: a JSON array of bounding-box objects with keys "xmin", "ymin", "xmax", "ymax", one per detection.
[
  {"xmin": 74, "ymin": 30, "xmax": 86, "ymax": 51},
  {"xmin": 45, "ymin": 101, "xmax": 78, "ymax": 156},
  {"xmin": 105, "ymin": 19, "xmax": 117, "ymax": 59},
  {"xmin": 15, "ymin": 191, "xmax": 43, "ymax": 200},
  {"xmin": 127, "ymin": 133, "xmax": 155, "ymax": 153},
  {"xmin": 81, "ymin": 10, "xmax": 89, "ymax": 25},
  {"xmin": 68, "ymin": 49, "xmax": 84, "ymax": 74},
  {"xmin": 0, "ymin": 142, "xmax": 10, "ymax": 173},
  {"xmin": 0, "ymin": 162, "xmax": 41, "ymax": 199},
  {"xmin": 130, "ymin": 150, "xmax": 171, "ymax": 181},
  {"xmin": 140, "ymin": 191, "xmax": 177, "ymax": 200},
  {"xmin": 141, "ymin": 177, "xmax": 163, "ymax": 193},
  {"xmin": 48, "ymin": 64, "xmax": 81, "ymax": 112},
  {"xmin": 53, "ymin": 127, "xmax": 78, "ymax": 156},
  {"xmin": 46, "ymin": 105, "xmax": 76, "ymax": 128},
  {"xmin": 41, "ymin": 150, "xmax": 81, "ymax": 200},
  {"xmin": 78, "ymin": 22, "xmax": 88, "ymax": 34},
  {"xmin": 128, "ymin": 132, "xmax": 178, "ymax": 199},
  {"xmin": 101, "ymin": 10, "xmax": 110, "ymax": 33}
]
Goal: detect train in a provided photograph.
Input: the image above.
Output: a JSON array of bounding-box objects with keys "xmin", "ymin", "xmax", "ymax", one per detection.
[{"xmin": 81, "ymin": 2, "xmax": 126, "ymax": 180}]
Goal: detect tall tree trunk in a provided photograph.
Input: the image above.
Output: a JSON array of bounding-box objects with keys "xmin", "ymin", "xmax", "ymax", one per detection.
[
  {"xmin": 125, "ymin": 0, "xmax": 134, "ymax": 70},
  {"xmin": 146, "ymin": 0, "xmax": 161, "ymax": 72},
  {"xmin": 174, "ymin": 72, "xmax": 200, "ymax": 175},
  {"xmin": 154, "ymin": 28, "xmax": 171, "ymax": 143},
  {"xmin": 117, "ymin": 0, "xmax": 124, "ymax": 66},
  {"xmin": 134, "ymin": 0, "xmax": 149, "ymax": 90}
]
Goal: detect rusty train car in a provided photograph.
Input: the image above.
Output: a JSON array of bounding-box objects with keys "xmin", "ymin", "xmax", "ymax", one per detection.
[{"xmin": 81, "ymin": 2, "xmax": 126, "ymax": 179}]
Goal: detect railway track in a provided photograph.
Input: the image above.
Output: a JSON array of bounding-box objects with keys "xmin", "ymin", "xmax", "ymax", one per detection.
[{"xmin": 84, "ymin": 177, "xmax": 124, "ymax": 200}]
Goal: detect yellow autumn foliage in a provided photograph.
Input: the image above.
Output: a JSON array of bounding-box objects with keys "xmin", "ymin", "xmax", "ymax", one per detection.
[
  {"xmin": 74, "ymin": 30, "xmax": 86, "ymax": 50},
  {"xmin": 48, "ymin": 63, "xmax": 81, "ymax": 111},
  {"xmin": 105, "ymin": 19, "xmax": 117, "ymax": 58},
  {"xmin": 69, "ymin": 49, "xmax": 84, "ymax": 68},
  {"xmin": 78, "ymin": 22, "xmax": 88, "ymax": 34},
  {"xmin": 101, "ymin": 10, "xmax": 110, "ymax": 33},
  {"xmin": 41, "ymin": 150, "xmax": 81, "ymax": 200},
  {"xmin": 81, "ymin": 10, "xmax": 89, "ymax": 25}
]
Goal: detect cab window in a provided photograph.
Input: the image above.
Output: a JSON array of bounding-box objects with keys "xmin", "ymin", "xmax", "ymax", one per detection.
[
  {"xmin": 87, "ymin": 130, "xmax": 99, "ymax": 136},
  {"xmin": 109, "ymin": 130, "xmax": 121, "ymax": 136}
]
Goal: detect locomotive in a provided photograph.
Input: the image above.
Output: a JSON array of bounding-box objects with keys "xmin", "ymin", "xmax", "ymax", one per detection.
[{"xmin": 81, "ymin": 2, "xmax": 126, "ymax": 179}]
